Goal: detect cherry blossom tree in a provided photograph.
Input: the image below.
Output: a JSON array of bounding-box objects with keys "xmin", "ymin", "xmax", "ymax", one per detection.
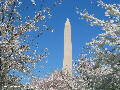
[
  {"xmin": 29, "ymin": 70, "xmax": 76, "ymax": 90},
  {"xmin": 75, "ymin": 0, "xmax": 120, "ymax": 90},
  {"xmin": 0, "ymin": 0, "xmax": 64, "ymax": 89}
]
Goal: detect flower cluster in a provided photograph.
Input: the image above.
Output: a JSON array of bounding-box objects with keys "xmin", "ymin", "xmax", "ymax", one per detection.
[{"xmin": 75, "ymin": 0, "xmax": 120, "ymax": 89}]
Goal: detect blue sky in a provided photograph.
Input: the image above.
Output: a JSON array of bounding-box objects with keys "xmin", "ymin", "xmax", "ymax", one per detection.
[
  {"xmin": 12, "ymin": 0, "xmax": 120, "ymax": 83},
  {"xmin": 34, "ymin": 0, "xmax": 105, "ymax": 76}
]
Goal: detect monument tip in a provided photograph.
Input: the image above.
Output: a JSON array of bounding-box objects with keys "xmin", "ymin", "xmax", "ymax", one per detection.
[
  {"xmin": 66, "ymin": 18, "xmax": 69, "ymax": 22},
  {"xmin": 66, "ymin": 18, "xmax": 70, "ymax": 24}
]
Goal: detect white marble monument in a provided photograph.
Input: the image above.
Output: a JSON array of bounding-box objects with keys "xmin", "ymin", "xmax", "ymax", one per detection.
[{"xmin": 63, "ymin": 18, "xmax": 72, "ymax": 75}]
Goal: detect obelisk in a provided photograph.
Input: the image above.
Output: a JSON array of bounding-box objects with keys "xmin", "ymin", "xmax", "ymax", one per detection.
[{"xmin": 63, "ymin": 18, "xmax": 72, "ymax": 75}]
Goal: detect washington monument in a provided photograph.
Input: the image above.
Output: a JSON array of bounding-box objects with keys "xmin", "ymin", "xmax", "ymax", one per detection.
[{"xmin": 63, "ymin": 18, "xmax": 72, "ymax": 75}]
